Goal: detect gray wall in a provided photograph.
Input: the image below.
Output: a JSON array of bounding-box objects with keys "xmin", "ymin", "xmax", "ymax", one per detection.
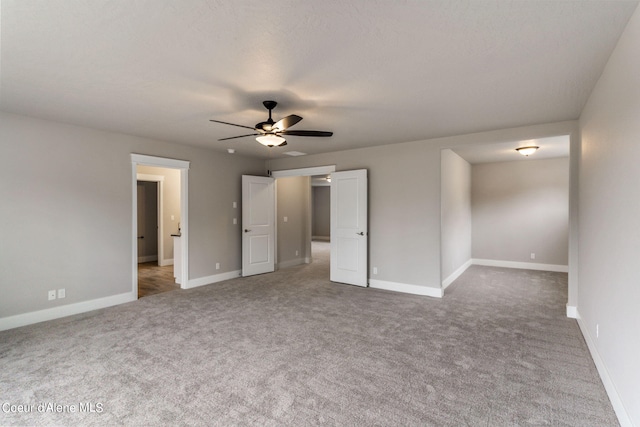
[
  {"xmin": 472, "ymin": 157, "xmax": 569, "ymax": 266},
  {"xmin": 312, "ymin": 186, "xmax": 330, "ymax": 239},
  {"xmin": 440, "ymin": 149, "xmax": 471, "ymax": 281},
  {"xmin": 276, "ymin": 176, "xmax": 310, "ymax": 267},
  {"xmin": 578, "ymin": 4, "xmax": 640, "ymax": 425},
  {"xmin": 0, "ymin": 111, "xmax": 263, "ymax": 318},
  {"xmin": 268, "ymin": 141, "xmax": 442, "ymax": 290}
]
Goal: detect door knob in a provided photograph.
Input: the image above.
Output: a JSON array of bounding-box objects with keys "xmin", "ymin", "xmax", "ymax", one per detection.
[
  {"xmin": 244, "ymin": 229, "xmax": 251, "ymax": 233},
  {"xmin": 138, "ymin": 236, "xmax": 144, "ymax": 239},
  {"xmin": 356, "ymin": 232, "xmax": 364, "ymax": 236}
]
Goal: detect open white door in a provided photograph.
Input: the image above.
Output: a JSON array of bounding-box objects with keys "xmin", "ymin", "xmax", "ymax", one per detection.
[
  {"xmin": 242, "ymin": 175, "xmax": 275, "ymax": 277},
  {"xmin": 330, "ymin": 169, "xmax": 368, "ymax": 286}
]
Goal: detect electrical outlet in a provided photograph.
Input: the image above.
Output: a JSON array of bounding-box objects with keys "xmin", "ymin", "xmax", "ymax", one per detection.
[
  {"xmin": 57, "ymin": 289, "xmax": 66, "ymax": 299},
  {"xmin": 283, "ymin": 216, "xmax": 288, "ymax": 223},
  {"xmin": 48, "ymin": 290, "xmax": 56, "ymax": 301},
  {"xmin": 233, "ymin": 218, "xmax": 237, "ymax": 225},
  {"xmin": 373, "ymin": 267, "xmax": 378, "ymax": 275},
  {"xmin": 216, "ymin": 263, "xmax": 220, "ymax": 270},
  {"xmin": 295, "ymin": 250, "xmax": 299, "ymax": 256},
  {"xmin": 171, "ymin": 215, "xmax": 175, "ymax": 221},
  {"xmin": 233, "ymin": 202, "xmax": 237, "ymax": 208},
  {"xmin": 530, "ymin": 253, "xmax": 536, "ymax": 260}
]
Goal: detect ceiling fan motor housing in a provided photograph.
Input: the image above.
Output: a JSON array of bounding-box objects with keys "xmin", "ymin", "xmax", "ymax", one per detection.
[
  {"xmin": 257, "ymin": 101, "xmax": 278, "ymax": 131},
  {"xmin": 255, "ymin": 120, "xmax": 274, "ymax": 132},
  {"xmin": 263, "ymin": 100, "xmax": 277, "ymax": 110}
]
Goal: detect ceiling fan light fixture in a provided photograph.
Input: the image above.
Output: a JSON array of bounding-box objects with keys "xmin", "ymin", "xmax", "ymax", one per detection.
[
  {"xmin": 210, "ymin": 100, "xmax": 332, "ymax": 147},
  {"xmin": 256, "ymin": 134, "xmax": 286, "ymax": 147},
  {"xmin": 516, "ymin": 146, "xmax": 539, "ymax": 156}
]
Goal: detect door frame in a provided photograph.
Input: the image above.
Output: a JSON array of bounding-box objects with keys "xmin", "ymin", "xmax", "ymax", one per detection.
[
  {"xmin": 131, "ymin": 154, "xmax": 190, "ymax": 295},
  {"xmin": 271, "ymin": 165, "xmax": 336, "ymax": 267},
  {"xmin": 136, "ymin": 174, "xmax": 164, "ymax": 265}
]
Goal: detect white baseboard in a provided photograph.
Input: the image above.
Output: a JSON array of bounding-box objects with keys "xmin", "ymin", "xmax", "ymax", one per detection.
[
  {"xmin": 369, "ymin": 279, "xmax": 443, "ymax": 298},
  {"xmin": 575, "ymin": 311, "xmax": 632, "ymax": 427},
  {"xmin": 566, "ymin": 305, "xmax": 577, "ymax": 319},
  {"xmin": 0, "ymin": 291, "xmax": 137, "ymax": 332},
  {"xmin": 0, "ymin": 268, "xmax": 246, "ymax": 331},
  {"xmin": 138, "ymin": 255, "xmax": 158, "ymax": 263},
  {"xmin": 442, "ymin": 259, "xmax": 472, "ymax": 289},
  {"xmin": 158, "ymin": 259, "xmax": 174, "ymax": 267},
  {"xmin": 185, "ymin": 270, "xmax": 241, "ymax": 289},
  {"xmin": 277, "ymin": 258, "xmax": 306, "ymax": 269},
  {"xmin": 472, "ymin": 258, "xmax": 568, "ymax": 273}
]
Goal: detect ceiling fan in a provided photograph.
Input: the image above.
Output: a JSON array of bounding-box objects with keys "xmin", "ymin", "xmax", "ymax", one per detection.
[{"xmin": 209, "ymin": 100, "xmax": 333, "ymax": 147}]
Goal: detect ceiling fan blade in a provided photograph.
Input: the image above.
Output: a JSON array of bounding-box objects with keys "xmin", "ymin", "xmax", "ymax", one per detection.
[
  {"xmin": 218, "ymin": 133, "xmax": 259, "ymax": 141},
  {"xmin": 210, "ymin": 119, "xmax": 256, "ymax": 131},
  {"xmin": 280, "ymin": 130, "xmax": 333, "ymax": 137},
  {"xmin": 272, "ymin": 114, "xmax": 302, "ymax": 132}
]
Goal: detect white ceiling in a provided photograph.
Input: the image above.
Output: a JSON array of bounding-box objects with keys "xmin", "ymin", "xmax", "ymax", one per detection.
[
  {"xmin": 452, "ymin": 135, "xmax": 570, "ymax": 164},
  {"xmin": 1, "ymin": 1, "xmax": 637, "ymax": 160}
]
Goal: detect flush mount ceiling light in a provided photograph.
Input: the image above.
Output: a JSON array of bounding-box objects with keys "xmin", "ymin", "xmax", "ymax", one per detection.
[
  {"xmin": 256, "ymin": 134, "xmax": 286, "ymax": 147},
  {"xmin": 516, "ymin": 146, "xmax": 539, "ymax": 156}
]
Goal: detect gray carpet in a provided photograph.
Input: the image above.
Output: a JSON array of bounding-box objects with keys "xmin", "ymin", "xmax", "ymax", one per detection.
[{"xmin": 0, "ymin": 242, "xmax": 618, "ymax": 426}]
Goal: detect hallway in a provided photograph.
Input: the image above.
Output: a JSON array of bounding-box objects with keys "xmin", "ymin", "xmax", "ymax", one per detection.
[{"xmin": 138, "ymin": 262, "xmax": 179, "ymax": 298}]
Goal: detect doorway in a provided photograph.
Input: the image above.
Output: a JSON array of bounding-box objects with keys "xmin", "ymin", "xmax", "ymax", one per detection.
[
  {"xmin": 439, "ymin": 134, "xmax": 571, "ymax": 294},
  {"xmin": 271, "ymin": 166, "xmax": 335, "ymax": 274},
  {"xmin": 131, "ymin": 154, "xmax": 190, "ymax": 298},
  {"xmin": 247, "ymin": 165, "xmax": 367, "ymax": 287},
  {"xmin": 270, "ymin": 174, "xmax": 330, "ymax": 274},
  {"xmin": 311, "ymin": 175, "xmax": 331, "ymax": 261},
  {"xmin": 136, "ymin": 174, "xmax": 179, "ymax": 298},
  {"xmin": 270, "ymin": 165, "xmax": 368, "ymax": 287}
]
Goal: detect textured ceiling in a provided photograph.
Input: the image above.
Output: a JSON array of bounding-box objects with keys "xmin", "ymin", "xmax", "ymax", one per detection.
[{"xmin": 1, "ymin": 0, "xmax": 637, "ymax": 160}]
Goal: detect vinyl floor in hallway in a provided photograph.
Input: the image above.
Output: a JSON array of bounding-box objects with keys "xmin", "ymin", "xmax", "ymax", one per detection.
[{"xmin": 137, "ymin": 262, "xmax": 179, "ymax": 298}]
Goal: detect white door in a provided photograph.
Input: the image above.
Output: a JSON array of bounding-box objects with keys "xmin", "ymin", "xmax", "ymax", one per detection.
[
  {"xmin": 330, "ymin": 169, "xmax": 368, "ymax": 286},
  {"xmin": 242, "ymin": 175, "xmax": 275, "ymax": 276}
]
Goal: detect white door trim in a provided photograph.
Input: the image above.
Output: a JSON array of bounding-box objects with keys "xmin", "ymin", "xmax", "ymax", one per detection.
[
  {"xmin": 271, "ymin": 165, "xmax": 336, "ymax": 178},
  {"xmin": 132, "ymin": 153, "xmax": 190, "ymax": 170},
  {"xmin": 136, "ymin": 174, "xmax": 165, "ymax": 266},
  {"xmin": 131, "ymin": 154, "xmax": 190, "ymax": 295}
]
